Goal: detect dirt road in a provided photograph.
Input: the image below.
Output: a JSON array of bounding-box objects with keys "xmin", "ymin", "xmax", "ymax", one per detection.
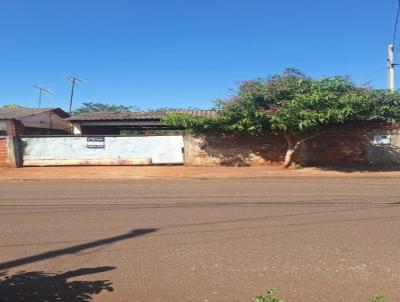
[
  {"xmin": 2, "ymin": 166, "xmax": 400, "ymax": 181},
  {"xmin": 1, "ymin": 178, "xmax": 400, "ymax": 301}
]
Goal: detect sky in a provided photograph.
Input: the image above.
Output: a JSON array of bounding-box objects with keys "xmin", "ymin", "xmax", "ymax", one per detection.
[{"xmin": 0, "ymin": 0, "xmax": 398, "ymax": 111}]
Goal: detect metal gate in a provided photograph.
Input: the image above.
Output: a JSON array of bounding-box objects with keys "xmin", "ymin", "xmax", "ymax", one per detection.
[{"xmin": 20, "ymin": 135, "xmax": 184, "ymax": 166}]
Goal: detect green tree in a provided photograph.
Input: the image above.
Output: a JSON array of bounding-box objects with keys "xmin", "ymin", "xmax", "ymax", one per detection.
[
  {"xmin": 1, "ymin": 104, "xmax": 26, "ymax": 109},
  {"xmin": 163, "ymin": 69, "xmax": 400, "ymax": 168},
  {"xmin": 147, "ymin": 107, "xmax": 199, "ymax": 112},
  {"xmin": 72, "ymin": 102, "xmax": 140, "ymax": 115}
]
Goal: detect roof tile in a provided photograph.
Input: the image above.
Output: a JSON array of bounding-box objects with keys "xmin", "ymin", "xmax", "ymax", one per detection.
[{"xmin": 0, "ymin": 108, "xmax": 69, "ymax": 120}]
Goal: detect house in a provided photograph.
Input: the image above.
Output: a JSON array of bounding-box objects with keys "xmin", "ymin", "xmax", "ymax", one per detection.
[
  {"xmin": 70, "ymin": 110, "xmax": 217, "ymax": 135},
  {"xmin": 3, "ymin": 108, "xmax": 399, "ymax": 168},
  {"xmin": 0, "ymin": 108, "xmax": 70, "ymax": 136}
]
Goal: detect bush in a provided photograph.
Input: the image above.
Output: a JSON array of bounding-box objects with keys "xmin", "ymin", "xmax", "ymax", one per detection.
[
  {"xmin": 252, "ymin": 289, "xmax": 388, "ymax": 302},
  {"xmin": 253, "ymin": 289, "xmax": 285, "ymax": 302},
  {"xmin": 294, "ymin": 163, "xmax": 304, "ymax": 169},
  {"xmin": 370, "ymin": 295, "xmax": 387, "ymax": 302}
]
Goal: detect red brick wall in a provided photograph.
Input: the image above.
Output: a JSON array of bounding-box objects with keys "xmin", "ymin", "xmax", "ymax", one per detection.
[
  {"xmin": 0, "ymin": 137, "xmax": 9, "ymax": 167},
  {"xmin": 10, "ymin": 120, "xmax": 24, "ymax": 136},
  {"xmin": 184, "ymin": 123, "xmax": 400, "ymax": 167},
  {"xmin": 184, "ymin": 134, "xmax": 287, "ymax": 166},
  {"xmin": 298, "ymin": 123, "xmax": 400, "ymax": 166},
  {"xmin": 297, "ymin": 131, "xmax": 368, "ymax": 166}
]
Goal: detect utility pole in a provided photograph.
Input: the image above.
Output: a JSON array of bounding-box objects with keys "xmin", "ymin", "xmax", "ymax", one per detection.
[
  {"xmin": 33, "ymin": 85, "xmax": 50, "ymax": 108},
  {"xmin": 387, "ymin": 44, "xmax": 396, "ymax": 92},
  {"xmin": 67, "ymin": 76, "xmax": 83, "ymax": 115}
]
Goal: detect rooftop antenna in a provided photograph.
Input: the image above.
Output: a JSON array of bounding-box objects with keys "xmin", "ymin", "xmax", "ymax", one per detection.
[
  {"xmin": 67, "ymin": 76, "xmax": 84, "ymax": 115},
  {"xmin": 33, "ymin": 85, "xmax": 51, "ymax": 108}
]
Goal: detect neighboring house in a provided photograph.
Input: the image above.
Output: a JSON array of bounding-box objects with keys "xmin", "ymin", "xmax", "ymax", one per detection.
[
  {"xmin": 0, "ymin": 108, "xmax": 70, "ymax": 136},
  {"xmin": 70, "ymin": 110, "xmax": 217, "ymax": 135}
]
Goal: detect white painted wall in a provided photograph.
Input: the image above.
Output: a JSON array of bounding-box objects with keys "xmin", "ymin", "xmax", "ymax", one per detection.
[
  {"xmin": 21, "ymin": 135, "xmax": 184, "ymax": 166},
  {"xmin": 73, "ymin": 124, "xmax": 82, "ymax": 135}
]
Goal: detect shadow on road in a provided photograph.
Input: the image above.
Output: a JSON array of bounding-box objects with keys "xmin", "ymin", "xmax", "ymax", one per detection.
[
  {"xmin": 0, "ymin": 266, "xmax": 115, "ymax": 302},
  {"xmin": 312, "ymin": 164, "xmax": 400, "ymax": 173},
  {"xmin": 0, "ymin": 228, "xmax": 157, "ymax": 271}
]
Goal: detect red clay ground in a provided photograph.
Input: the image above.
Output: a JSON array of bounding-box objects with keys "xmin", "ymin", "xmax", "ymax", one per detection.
[
  {"xmin": 1, "ymin": 177, "xmax": 400, "ymax": 302},
  {"xmin": 1, "ymin": 165, "xmax": 400, "ymax": 180}
]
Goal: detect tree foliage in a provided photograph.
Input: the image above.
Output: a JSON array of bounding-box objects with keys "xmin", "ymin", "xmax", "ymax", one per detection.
[
  {"xmin": 72, "ymin": 102, "xmax": 139, "ymax": 115},
  {"xmin": 147, "ymin": 107, "xmax": 199, "ymax": 112},
  {"xmin": 163, "ymin": 68, "xmax": 400, "ymax": 167},
  {"xmin": 1, "ymin": 104, "xmax": 26, "ymax": 109}
]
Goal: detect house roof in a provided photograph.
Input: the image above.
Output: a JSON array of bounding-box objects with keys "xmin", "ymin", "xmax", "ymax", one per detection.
[
  {"xmin": 0, "ymin": 108, "xmax": 70, "ymax": 120},
  {"xmin": 70, "ymin": 110, "xmax": 217, "ymax": 122}
]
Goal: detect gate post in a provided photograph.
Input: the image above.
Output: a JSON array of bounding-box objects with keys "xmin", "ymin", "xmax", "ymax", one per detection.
[{"xmin": 7, "ymin": 137, "xmax": 17, "ymax": 168}]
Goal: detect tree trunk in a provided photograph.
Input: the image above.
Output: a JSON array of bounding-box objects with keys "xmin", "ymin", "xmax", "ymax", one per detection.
[
  {"xmin": 282, "ymin": 132, "xmax": 325, "ymax": 168},
  {"xmin": 283, "ymin": 134, "xmax": 296, "ymax": 168},
  {"xmin": 283, "ymin": 148, "xmax": 296, "ymax": 168}
]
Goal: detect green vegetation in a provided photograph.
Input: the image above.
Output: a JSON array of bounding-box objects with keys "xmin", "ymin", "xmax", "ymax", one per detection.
[
  {"xmin": 72, "ymin": 103, "xmax": 199, "ymax": 115},
  {"xmin": 294, "ymin": 163, "xmax": 304, "ymax": 169},
  {"xmin": 72, "ymin": 102, "xmax": 139, "ymax": 115},
  {"xmin": 163, "ymin": 68, "xmax": 400, "ymax": 168},
  {"xmin": 370, "ymin": 295, "xmax": 388, "ymax": 302},
  {"xmin": 252, "ymin": 289, "xmax": 388, "ymax": 302},
  {"xmin": 147, "ymin": 107, "xmax": 199, "ymax": 112},
  {"xmin": 253, "ymin": 289, "xmax": 285, "ymax": 302},
  {"xmin": 1, "ymin": 104, "xmax": 26, "ymax": 109}
]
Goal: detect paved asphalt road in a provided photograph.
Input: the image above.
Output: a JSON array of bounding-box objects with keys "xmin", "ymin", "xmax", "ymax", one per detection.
[{"xmin": 0, "ymin": 178, "xmax": 400, "ymax": 302}]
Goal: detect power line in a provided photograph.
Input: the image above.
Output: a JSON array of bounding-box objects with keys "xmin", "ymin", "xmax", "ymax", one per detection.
[
  {"xmin": 76, "ymin": 85, "xmax": 98, "ymax": 102},
  {"xmin": 360, "ymin": 67, "xmax": 387, "ymax": 86},
  {"xmin": 33, "ymin": 85, "xmax": 51, "ymax": 108},
  {"xmin": 388, "ymin": 1, "xmax": 400, "ymax": 91},
  {"xmin": 393, "ymin": 0, "xmax": 400, "ymax": 46},
  {"xmin": 45, "ymin": 92, "xmax": 61, "ymax": 108}
]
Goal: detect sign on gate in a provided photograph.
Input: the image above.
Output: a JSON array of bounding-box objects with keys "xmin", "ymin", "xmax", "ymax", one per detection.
[{"xmin": 87, "ymin": 136, "xmax": 105, "ymax": 149}]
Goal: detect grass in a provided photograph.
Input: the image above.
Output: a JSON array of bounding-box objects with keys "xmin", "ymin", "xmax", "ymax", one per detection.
[{"xmin": 252, "ymin": 289, "xmax": 389, "ymax": 302}]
